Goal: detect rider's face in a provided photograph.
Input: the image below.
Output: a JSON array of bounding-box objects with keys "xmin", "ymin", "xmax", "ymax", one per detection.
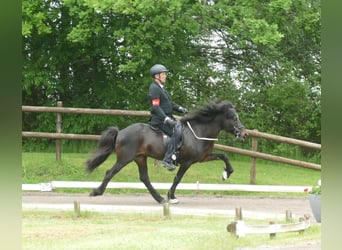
[{"xmin": 156, "ymin": 72, "xmax": 167, "ymax": 84}]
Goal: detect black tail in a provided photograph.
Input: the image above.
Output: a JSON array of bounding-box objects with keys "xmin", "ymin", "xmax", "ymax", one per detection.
[{"xmin": 86, "ymin": 126, "xmax": 119, "ymax": 173}]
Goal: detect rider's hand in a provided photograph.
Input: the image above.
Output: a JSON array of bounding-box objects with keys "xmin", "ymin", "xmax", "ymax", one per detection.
[
  {"xmin": 178, "ymin": 106, "xmax": 188, "ymax": 114},
  {"xmin": 164, "ymin": 117, "xmax": 177, "ymax": 127}
]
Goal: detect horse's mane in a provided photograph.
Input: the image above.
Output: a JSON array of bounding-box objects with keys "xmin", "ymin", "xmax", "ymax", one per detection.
[{"xmin": 181, "ymin": 99, "xmax": 234, "ymax": 124}]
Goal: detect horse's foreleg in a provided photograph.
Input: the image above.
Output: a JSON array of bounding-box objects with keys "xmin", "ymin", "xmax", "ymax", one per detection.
[
  {"xmin": 136, "ymin": 157, "xmax": 166, "ymax": 204},
  {"xmin": 204, "ymin": 153, "xmax": 234, "ymax": 180},
  {"xmin": 90, "ymin": 161, "xmax": 127, "ymax": 196},
  {"xmin": 167, "ymin": 164, "xmax": 191, "ymax": 203}
]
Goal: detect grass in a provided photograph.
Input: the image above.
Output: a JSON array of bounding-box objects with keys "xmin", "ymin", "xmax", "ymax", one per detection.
[
  {"xmin": 22, "ymin": 152, "xmax": 321, "ymax": 197},
  {"xmin": 22, "ymin": 210, "xmax": 321, "ymax": 250},
  {"xmin": 22, "ymin": 152, "xmax": 321, "ymax": 249}
]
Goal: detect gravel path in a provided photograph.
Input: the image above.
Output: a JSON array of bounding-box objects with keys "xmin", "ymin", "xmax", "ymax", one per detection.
[{"xmin": 22, "ymin": 192, "xmax": 311, "ymax": 214}]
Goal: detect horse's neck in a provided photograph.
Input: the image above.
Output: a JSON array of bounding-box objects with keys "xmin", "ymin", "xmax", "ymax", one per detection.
[{"xmin": 188, "ymin": 120, "xmax": 221, "ymax": 139}]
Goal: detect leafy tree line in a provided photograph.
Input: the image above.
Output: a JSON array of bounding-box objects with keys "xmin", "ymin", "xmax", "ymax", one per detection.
[{"xmin": 22, "ymin": 0, "xmax": 320, "ymax": 158}]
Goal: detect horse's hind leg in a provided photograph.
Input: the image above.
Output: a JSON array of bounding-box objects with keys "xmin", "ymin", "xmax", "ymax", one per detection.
[
  {"xmin": 90, "ymin": 160, "xmax": 128, "ymax": 196},
  {"xmin": 135, "ymin": 156, "xmax": 166, "ymax": 204}
]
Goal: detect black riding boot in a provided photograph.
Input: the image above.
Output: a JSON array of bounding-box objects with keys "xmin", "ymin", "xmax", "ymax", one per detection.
[
  {"xmin": 162, "ymin": 122, "xmax": 181, "ymax": 171},
  {"xmin": 162, "ymin": 135, "xmax": 177, "ymax": 171}
]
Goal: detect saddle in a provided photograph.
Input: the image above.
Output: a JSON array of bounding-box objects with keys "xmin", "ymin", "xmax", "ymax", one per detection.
[{"xmin": 149, "ymin": 122, "xmax": 183, "ymax": 164}]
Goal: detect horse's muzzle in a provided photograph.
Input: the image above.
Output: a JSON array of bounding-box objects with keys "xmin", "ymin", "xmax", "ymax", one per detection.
[{"xmin": 235, "ymin": 129, "xmax": 248, "ymax": 141}]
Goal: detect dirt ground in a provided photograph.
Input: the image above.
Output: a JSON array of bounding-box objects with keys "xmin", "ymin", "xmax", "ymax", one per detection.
[
  {"xmin": 22, "ymin": 192, "xmax": 321, "ymax": 249},
  {"xmin": 22, "ymin": 192, "xmax": 313, "ymax": 215}
]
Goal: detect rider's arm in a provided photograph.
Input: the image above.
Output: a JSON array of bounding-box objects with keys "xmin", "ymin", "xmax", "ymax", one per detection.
[{"xmin": 149, "ymin": 86, "xmax": 168, "ymax": 121}]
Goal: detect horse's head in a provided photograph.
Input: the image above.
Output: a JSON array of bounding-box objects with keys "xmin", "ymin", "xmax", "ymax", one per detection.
[
  {"xmin": 181, "ymin": 99, "xmax": 248, "ymax": 141},
  {"xmin": 224, "ymin": 107, "xmax": 248, "ymax": 141}
]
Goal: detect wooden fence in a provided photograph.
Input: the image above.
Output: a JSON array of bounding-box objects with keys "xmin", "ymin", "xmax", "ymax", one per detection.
[
  {"xmin": 22, "ymin": 102, "xmax": 321, "ymax": 184},
  {"xmin": 227, "ymin": 208, "xmax": 311, "ymax": 238}
]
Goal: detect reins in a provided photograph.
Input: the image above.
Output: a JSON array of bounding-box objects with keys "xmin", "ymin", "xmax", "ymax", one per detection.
[{"xmin": 186, "ymin": 121, "xmax": 218, "ymax": 141}]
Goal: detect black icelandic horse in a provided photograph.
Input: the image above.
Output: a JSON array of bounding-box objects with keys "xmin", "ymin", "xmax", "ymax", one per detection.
[{"xmin": 86, "ymin": 100, "xmax": 248, "ymax": 204}]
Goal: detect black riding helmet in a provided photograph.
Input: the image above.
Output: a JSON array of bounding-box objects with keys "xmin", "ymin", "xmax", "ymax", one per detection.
[{"xmin": 150, "ymin": 64, "xmax": 168, "ymax": 77}]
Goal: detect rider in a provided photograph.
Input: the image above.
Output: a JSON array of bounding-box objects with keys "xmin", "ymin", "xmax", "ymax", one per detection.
[{"xmin": 148, "ymin": 64, "xmax": 188, "ymax": 171}]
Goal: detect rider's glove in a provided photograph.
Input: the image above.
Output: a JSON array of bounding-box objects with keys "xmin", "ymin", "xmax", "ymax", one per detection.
[
  {"xmin": 178, "ymin": 106, "xmax": 188, "ymax": 114},
  {"xmin": 164, "ymin": 116, "xmax": 177, "ymax": 127}
]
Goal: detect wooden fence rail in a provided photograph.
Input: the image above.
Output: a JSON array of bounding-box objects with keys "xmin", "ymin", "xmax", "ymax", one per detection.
[
  {"xmin": 246, "ymin": 129, "xmax": 320, "ymax": 150},
  {"xmin": 22, "ymin": 105, "xmax": 321, "ymax": 150},
  {"xmin": 22, "ymin": 105, "xmax": 150, "ymax": 116},
  {"xmin": 213, "ymin": 144, "xmax": 320, "ymax": 170},
  {"xmin": 22, "ymin": 131, "xmax": 100, "ymax": 141},
  {"xmin": 227, "ymin": 214, "xmax": 311, "ymax": 238},
  {"xmin": 21, "ymin": 131, "xmax": 321, "ymax": 171},
  {"xmin": 22, "ymin": 103, "xmax": 321, "ymax": 183}
]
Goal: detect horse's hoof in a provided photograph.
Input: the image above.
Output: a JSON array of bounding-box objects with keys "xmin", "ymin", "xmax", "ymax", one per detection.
[
  {"xmin": 222, "ymin": 169, "xmax": 233, "ymax": 180},
  {"xmin": 222, "ymin": 170, "xmax": 228, "ymax": 180},
  {"xmin": 169, "ymin": 198, "xmax": 179, "ymax": 204},
  {"xmin": 89, "ymin": 189, "xmax": 101, "ymax": 196},
  {"xmin": 159, "ymin": 198, "xmax": 167, "ymax": 204}
]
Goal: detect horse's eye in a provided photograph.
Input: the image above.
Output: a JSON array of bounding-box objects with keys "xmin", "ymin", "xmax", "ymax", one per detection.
[
  {"xmin": 227, "ymin": 110, "xmax": 236, "ymax": 119},
  {"xmin": 227, "ymin": 112, "xmax": 232, "ymax": 119}
]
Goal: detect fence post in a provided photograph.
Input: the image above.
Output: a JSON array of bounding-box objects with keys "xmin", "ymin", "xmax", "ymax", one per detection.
[
  {"xmin": 235, "ymin": 207, "xmax": 243, "ymax": 220},
  {"xmin": 269, "ymin": 221, "xmax": 276, "ymax": 238},
  {"xmin": 163, "ymin": 202, "xmax": 171, "ymax": 219},
  {"xmin": 74, "ymin": 200, "xmax": 81, "ymax": 217},
  {"xmin": 250, "ymin": 129, "xmax": 258, "ymax": 184},
  {"xmin": 56, "ymin": 101, "xmax": 62, "ymax": 161}
]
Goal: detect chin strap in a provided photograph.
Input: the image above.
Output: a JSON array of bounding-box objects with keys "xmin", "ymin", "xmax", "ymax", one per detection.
[{"xmin": 186, "ymin": 121, "xmax": 218, "ymax": 141}]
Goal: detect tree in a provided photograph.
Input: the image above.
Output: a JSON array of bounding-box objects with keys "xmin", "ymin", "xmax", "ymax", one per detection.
[
  {"xmin": 196, "ymin": 0, "xmax": 321, "ymax": 145},
  {"xmin": 22, "ymin": 0, "xmax": 206, "ymax": 135},
  {"xmin": 22, "ymin": 0, "xmax": 321, "ymax": 154}
]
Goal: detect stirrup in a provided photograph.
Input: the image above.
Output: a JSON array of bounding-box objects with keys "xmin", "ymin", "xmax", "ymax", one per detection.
[{"xmin": 162, "ymin": 161, "xmax": 176, "ymax": 171}]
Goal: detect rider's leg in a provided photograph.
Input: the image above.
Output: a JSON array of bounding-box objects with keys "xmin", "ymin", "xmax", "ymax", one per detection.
[
  {"xmin": 173, "ymin": 121, "xmax": 182, "ymax": 153},
  {"xmin": 162, "ymin": 121, "xmax": 182, "ymax": 171},
  {"xmin": 162, "ymin": 137, "xmax": 176, "ymax": 171}
]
